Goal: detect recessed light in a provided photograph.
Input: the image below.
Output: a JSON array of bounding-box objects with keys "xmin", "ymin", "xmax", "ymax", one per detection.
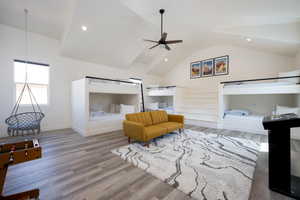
[
  {"xmin": 81, "ymin": 26, "xmax": 87, "ymax": 31},
  {"xmin": 246, "ymin": 37, "xmax": 252, "ymax": 42},
  {"xmin": 164, "ymin": 58, "xmax": 168, "ymax": 62}
]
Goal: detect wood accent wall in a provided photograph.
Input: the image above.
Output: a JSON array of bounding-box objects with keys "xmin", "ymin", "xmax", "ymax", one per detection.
[{"xmin": 175, "ymin": 88, "xmax": 218, "ymax": 122}]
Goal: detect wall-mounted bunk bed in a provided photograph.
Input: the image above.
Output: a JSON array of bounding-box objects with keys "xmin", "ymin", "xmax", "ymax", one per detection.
[
  {"xmin": 145, "ymin": 86, "xmax": 176, "ymax": 114},
  {"xmin": 219, "ymin": 70, "xmax": 300, "ymax": 138},
  {"xmin": 72, "ymin": 76, "xmax": 141, "ymax": 136}
]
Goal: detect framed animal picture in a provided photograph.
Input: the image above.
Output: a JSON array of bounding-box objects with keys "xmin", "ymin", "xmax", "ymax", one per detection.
[
  {"xmin": 214, "ymin": 55, "xmax": 229, "ymax": 76},
  {"xmin": 201, "ymin": 59, "xmax": 214, "ymax": 77},
  {"xmin": 190, "ymin": 61, "xmax": 201, "ymax": 79}
]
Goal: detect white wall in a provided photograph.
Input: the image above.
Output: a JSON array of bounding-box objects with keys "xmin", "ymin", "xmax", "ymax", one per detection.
[
  {"xmin": 161, "ymin": 45, "xmax": 295, "ymax": 122},
  {"xmin": 0, "ymin": 24, "xmax": 161, "ymax": 137},
  {"xmin": 162, "ymin": 45, "xmax": 295, "ymax": 88},
  {"xmin": 295, "ymin": 50, "xmax": 300, "ymax": 66}
]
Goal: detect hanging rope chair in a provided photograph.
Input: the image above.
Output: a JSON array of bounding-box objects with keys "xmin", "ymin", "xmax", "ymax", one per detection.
[
  {"xmin": 5, "ymin": 9, "xmax": 45, "ymax": 136},
  {"xmin": 5, "ymin": 82, "xmax": 45, "ymax": 136}
]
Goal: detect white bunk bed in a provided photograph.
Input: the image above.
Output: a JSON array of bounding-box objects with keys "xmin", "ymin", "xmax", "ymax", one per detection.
[
  {"xmin": 219, "ymin": 71, "xmax": 300, "ymax": 136},
  {"xmin": 146, "ymin": 86, "xmax": 176, "ymax": 114},
  {"xmin": 222, "ymin": 81, "xmax": 300, "ymax": 95},
  {"xmin": 72, "ymin": 77, "xmax": 141, "ymax": 136}
]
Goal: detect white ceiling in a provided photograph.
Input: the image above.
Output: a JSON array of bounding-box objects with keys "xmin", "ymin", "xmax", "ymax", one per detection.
[
  {"xmin": 0, "ymin": 0, "xmax": 74, "ymax": 39},
  {"xmin": 1, "ymin": 0, "xmax": 300, "ymax": 76}
]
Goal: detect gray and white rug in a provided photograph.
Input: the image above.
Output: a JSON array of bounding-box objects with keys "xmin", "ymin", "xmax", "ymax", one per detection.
[{"xmin": 112, "ymin": 129, "xmax": 260, "ymax": 200}]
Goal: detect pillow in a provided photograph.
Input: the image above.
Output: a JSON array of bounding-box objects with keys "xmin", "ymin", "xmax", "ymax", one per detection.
[
  {"xmin": 120, "ymin": 104, "xmax": 135, "ymax": 114},
  {"xmin": 110, "ymin": 104, "xmax": 116, "ymax": 113},
  {"xmin": 110, "ymin": 104, "xmax": 121, "ymax": 113},
  {"xmin": 115, "ymin": 104, "xmax": 121, "ymax": 113},
  {"xmin": 278, "ymin": 70, "xmax": 300, "ymax": 84},
  {"xmin": 147, "ymin": 102, "xmax": 159, "ymax": 110},
  {"xmin": 276, "ymin": 105, "xmax": 299, "ymax": 115}
]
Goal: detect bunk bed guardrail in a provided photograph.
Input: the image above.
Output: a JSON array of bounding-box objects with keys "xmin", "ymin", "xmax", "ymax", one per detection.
[
  {"xmin": 86, "ymin": 76, "xmax": 138, "ymax": 85},
  {"xmin": 220, "ymin": 76, "xmax": 300, "ymax": 85},
  {"xmin": 85, "ymin": 76, "xmax": 145, "ymax": 112},
  {"xmin": 146, "ymin": 86, "xmax": 176, "ymax": 89}
]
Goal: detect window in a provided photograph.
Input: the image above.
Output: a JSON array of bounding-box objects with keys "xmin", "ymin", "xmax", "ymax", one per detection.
[{"xmin": 14, "ymin": 60, "xmax": 49, "ymax": 105}]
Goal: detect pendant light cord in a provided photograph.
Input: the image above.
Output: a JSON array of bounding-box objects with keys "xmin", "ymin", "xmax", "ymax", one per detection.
[{"xmin": 24, "ymin": 9, "xmax": 28, "ymax": 83}]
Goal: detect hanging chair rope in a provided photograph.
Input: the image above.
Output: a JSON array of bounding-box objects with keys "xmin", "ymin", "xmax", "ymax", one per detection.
[
  {"xmin": 5, "ymin": 9, "xmax": 44, "ymax": 136},
  {"xmin": 25, "ymin": 9, "xmax": 28, "ymax": 83}
]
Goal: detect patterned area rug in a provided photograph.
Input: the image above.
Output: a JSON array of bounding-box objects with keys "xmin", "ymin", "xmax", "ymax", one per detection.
[{"xmin": 112, "ymin": 129, "xmax": 260, "ymax": 200}]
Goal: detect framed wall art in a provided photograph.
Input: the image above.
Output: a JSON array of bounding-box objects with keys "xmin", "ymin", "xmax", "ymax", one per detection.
[
  {"xmin": 202, "ymin": 59, "xmax": 214, "ymax": 77},
  {"xmin": 190, "ymin": 55, "xmax": 229, "ymax": 79},
  {"xmin": 214, "ymin": 55, "xmax": 229, "ymax": 76},
  {"xmin": 190, "ymin": 61, "xmax": 202, "ymax": 79}
]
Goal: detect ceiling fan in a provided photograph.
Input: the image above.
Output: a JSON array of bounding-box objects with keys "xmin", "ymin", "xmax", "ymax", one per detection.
[{"xmin": 144, "ymin": 9, "xmax": 183, "ymax": 51}]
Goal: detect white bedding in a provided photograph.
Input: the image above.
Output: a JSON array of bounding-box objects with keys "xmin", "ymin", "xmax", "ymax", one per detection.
[{"xmin": 89, "ymin": 112, "xmax": 124, "ymax": 121}]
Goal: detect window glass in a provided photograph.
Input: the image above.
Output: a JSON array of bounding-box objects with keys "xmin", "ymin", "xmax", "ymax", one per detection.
[{"xmin": 14, "ymin": 60, "xmax": 49, "ymax": 105}]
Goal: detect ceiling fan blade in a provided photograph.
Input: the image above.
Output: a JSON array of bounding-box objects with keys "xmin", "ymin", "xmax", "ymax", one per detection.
[
  {"xmin": 165, "ymin": 44, "xmax": 171, "ymax": 51},
  {"xmin": 144, "ymin": 39, "xmax": 158, "ymax": 43},
  {"xmin": 149, "ymin": 44, "xmax": 160, "ymax": 49},
  {"xmin": 161, "ymin": 32, "xmax": 168, "ymax": 41},
  {"xmin": 165, "ymin": 40, "xmax": 183, "ymax": 44}
]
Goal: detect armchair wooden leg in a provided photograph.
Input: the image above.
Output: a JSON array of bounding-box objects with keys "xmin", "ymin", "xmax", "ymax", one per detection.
[
  {"xmin": 179, "ymin": 128, "xmax": 182, "ymax": 133},
  {"xmin": 143, "ymin": 142, "xmax": 150, "ymax": 148},
  {"xmin": 128, "ymin": 137, "xmax": 131, "ymax": 144}
]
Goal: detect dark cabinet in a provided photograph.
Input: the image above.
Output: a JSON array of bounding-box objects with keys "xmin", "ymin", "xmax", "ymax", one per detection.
[{"xmin": 263, "ymin": 114, "xmax": 300, "ymax": 199}]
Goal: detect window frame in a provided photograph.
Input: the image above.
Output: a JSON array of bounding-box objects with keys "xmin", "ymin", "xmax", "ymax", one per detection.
[{"xmin": 13, "ymin": 59, "xmax": 50, "ymax": 107}]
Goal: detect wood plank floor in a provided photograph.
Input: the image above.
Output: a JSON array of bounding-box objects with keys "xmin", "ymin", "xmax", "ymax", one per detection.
[{"xmin": 1, "ymin": 125, "xmax": 298, "ymax": 200}]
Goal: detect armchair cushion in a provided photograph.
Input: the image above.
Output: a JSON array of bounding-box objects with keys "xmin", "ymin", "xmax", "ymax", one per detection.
[
  {"xmin": 150, "ymin": 110, "xmax": 168, "ymax": 125},
  {"xmin": 125, "ymin": 112, "xmax": 152, "ymax": 126}
]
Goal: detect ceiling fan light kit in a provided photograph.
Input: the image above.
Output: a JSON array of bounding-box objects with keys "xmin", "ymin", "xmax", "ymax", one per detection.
[{"xmin": 144, "ymin": 9, "xmax": 183, "ymax": 51}]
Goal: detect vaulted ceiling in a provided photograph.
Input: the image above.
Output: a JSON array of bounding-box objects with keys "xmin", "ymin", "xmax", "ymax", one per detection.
[{"xmin": 1, "ymin": 0, "xmax": 300, "ymax": 76}]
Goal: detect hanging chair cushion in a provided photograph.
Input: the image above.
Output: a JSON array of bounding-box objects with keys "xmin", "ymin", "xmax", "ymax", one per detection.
[{"xmin": 6, "ymin": 112, "xmax": 44, "ymax": 130}]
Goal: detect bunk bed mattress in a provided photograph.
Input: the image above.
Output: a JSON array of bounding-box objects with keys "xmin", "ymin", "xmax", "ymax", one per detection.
[
  {"xmin": 89, "ymin": 113, "xmax": 124, "ymax": 121},
  {"xmin": 87, "ymin": 113, "xmax": 125, "ymax": 135}
]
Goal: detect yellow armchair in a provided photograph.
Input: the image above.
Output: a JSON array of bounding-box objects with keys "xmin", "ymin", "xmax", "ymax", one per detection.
[{"xmin": 123, "ymin": 111, "xmax": 184, "ymax": 147}]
